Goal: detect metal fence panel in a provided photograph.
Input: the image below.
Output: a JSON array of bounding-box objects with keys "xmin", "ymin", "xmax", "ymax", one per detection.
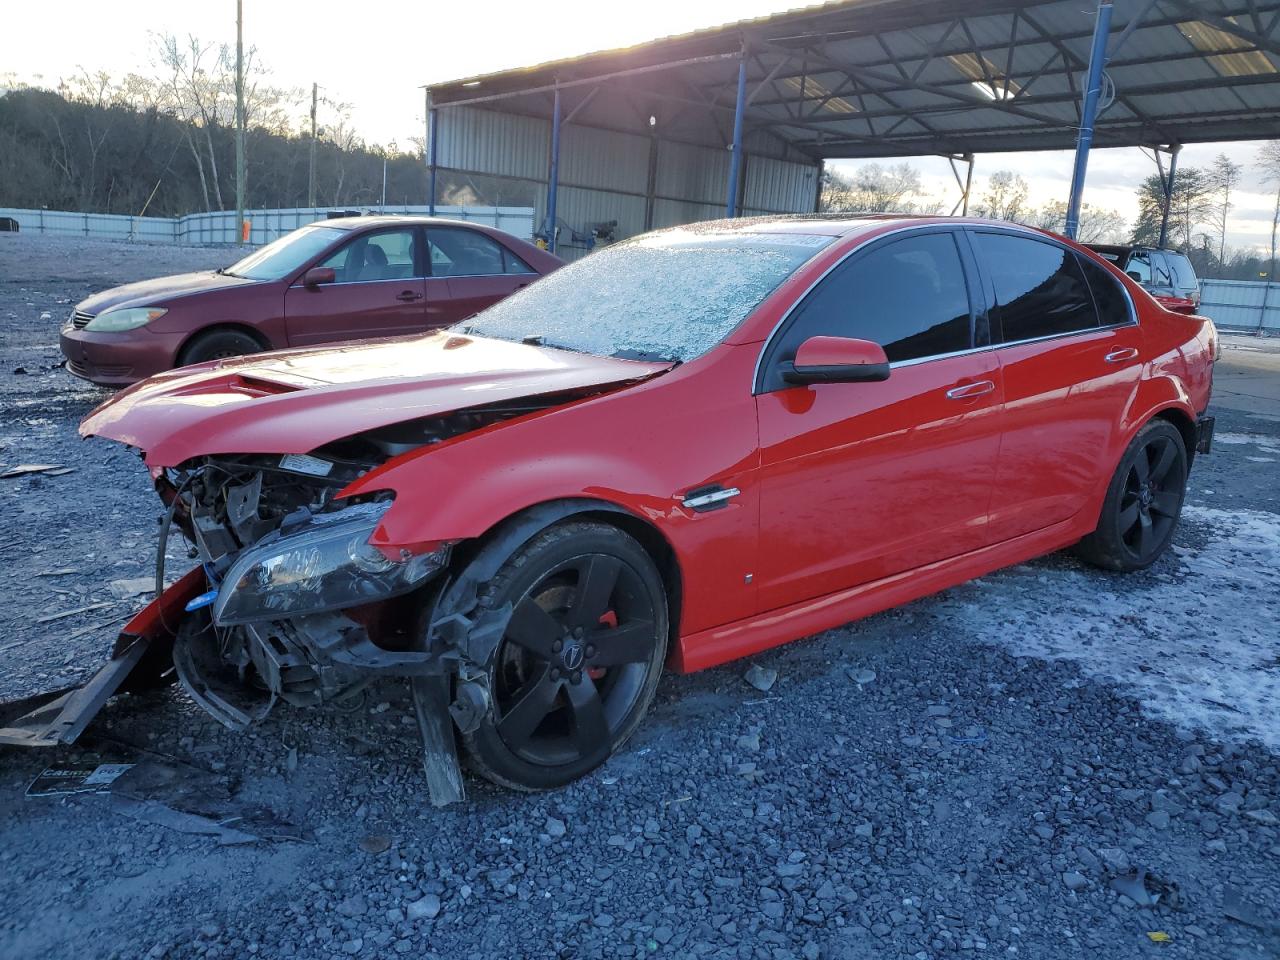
[
  {"xmin": 1198, "ymin": 279, "xmax": 1280, "ymax": 333},
  {"xmin": 0, "ymin": 205, "xmax": 536, "ymax": 246}
]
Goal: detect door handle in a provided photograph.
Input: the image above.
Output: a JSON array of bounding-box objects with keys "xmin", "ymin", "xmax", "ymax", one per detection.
[
  {"xmin": 396, "ymin": 290, "xmax": 423, "ymax": 302},
  {"xmin": 945, "ymin": 380, "xmax": 996, "ymax": 400},
  {"xmin": 1105, "ymin": 347, "xmax": 1139, "ymax": 363}
]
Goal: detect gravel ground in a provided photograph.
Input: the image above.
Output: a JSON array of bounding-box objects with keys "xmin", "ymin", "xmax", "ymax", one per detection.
[{"xmin": 1, "ymin": 232, "xmax": 1278, "ymax": 960}]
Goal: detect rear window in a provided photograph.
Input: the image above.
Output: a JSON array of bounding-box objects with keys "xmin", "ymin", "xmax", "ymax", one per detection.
[
  {"xmin": 1076, "ymin": 255, "xmax": 1133, "ymax": 327},
  {"xmin": 974, "ymin": 233, "xmax": 1098, "ymax": 342},
  {"xmin": 1166, "ymin": 253, "xmax": 1198, "ymax": 289}
]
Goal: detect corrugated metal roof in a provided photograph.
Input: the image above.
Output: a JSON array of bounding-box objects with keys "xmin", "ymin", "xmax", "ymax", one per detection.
[{"xmin": 426, "ymin": 0, "xmax": 1280, "ymax": 160}]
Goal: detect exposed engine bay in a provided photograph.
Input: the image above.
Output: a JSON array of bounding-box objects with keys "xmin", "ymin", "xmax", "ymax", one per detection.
[{"xmin": 155, "ymin": 399, "xmax": 570, "ymax": 725}]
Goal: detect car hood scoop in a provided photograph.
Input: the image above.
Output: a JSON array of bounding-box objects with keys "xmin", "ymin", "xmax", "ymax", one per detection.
[{"xmin": 81, "ymin": 332, "xmax": 670, "ymax": 467}]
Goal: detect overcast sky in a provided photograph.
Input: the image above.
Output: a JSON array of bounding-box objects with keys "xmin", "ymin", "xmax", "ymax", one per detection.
[{"xmin": 7, "ymin": 0, "xmax": 1277, "ymax": 250}]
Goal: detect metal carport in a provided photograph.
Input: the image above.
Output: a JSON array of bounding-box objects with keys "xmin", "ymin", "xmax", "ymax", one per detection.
[{"xmin": 424, "ymin": 0, "xmax": 1280, "ymax": 252}]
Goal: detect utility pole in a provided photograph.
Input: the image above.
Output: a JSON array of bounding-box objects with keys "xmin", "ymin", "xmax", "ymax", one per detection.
[
  {"xmin": 308, "ymin": 82, "xmax": 318, "ymax": 208},
  {"xmin": 381, "ymin": 158, "xmax": 388, "ymax": 210},
  {"xmin": 235, "ymin": 0, "xmax": 246, "ymax": 244}
]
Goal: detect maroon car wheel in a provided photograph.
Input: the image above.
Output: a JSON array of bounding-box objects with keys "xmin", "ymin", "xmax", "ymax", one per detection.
[
  {"xmin": 462, "ymin": 522, "xmax": 668, "ymax": 791},
  {"xmin": 179, "ymin": 329, "xmax": 264, "ymax": 367}
]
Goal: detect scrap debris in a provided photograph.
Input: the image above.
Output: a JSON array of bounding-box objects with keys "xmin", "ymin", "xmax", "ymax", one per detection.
[
  {"xmin": 0, "ymin": 464, "xmax": 73, "ymax": 478},
  {"xmin": 26, "ymin": 762, "xmax": 135, "ymax": 797},
  {"xmin": 744, "ymin": 664, "xmax": 778, "ymax": 692}
]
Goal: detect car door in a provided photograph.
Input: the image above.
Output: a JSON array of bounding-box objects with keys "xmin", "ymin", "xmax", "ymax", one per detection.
[
  {"xmin": 425, "ymin": 226, "xmax": 537, "ymax": 327},
  {"xmin": 754, "ymin": 228, "xmax": 1003, "ymax": 611},
  {"xmin": 968, "ymin": 230, "xmax": 1144, "ymax": 543},
  {"xmin": 283, "ymin": 226, "xmax": 427, "ymax": 346}
]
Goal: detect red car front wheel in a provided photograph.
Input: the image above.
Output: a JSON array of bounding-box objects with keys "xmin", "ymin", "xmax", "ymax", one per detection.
[{"xmin": 462, "ymin": 522, "xmax": 668, "ymax": 791}]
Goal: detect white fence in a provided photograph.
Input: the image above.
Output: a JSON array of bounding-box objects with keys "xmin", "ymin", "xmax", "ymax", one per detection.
[
  {"xmin": 0, "ymin": 205, "xmax": 536, "ymax": 246},
  {"xmin": 1199, "ymin": 278, "xmax": 1280, "ymax": 334}
]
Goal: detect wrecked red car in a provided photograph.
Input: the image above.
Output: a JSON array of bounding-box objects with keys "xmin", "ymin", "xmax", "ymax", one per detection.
[{"xmin": 6, "ymin": 216, "xmax": 1216, "ymax": 803}]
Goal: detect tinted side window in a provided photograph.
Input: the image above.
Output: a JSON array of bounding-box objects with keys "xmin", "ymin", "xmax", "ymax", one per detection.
[
  {"xmin": 1076, "ymin": 255, "xmax": 1133, "ymax": 328},
  {"xmin": 1167, "ymin": 253, "xmax": 1197, "ymax": 290},
  {"xmin": 427, "ymin": 228, "xmax": 507, "ymax": 277},
  {"xmin": 975, "ymin": 233, "xmax": 1098, "ymax": 342},
  {"xmin": 1152, "ymin": 253, "xmax": 1173, "ymax": 287},
  {"xmin": 772, "ymin": 233, "xmax": 972, "ymax": 374},
  {"xmin": 1125, "ymin": 251, "xmax": 1153, "ymax": 284}
]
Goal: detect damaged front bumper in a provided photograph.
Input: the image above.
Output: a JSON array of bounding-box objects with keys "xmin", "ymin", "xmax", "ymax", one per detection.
[
  {"xmin": 0, "ymin": 567, "xmax": 206, "ymax": 747},
  {"xmin": 0, "ymin": 554, "xmax": 510, "ymax": 808}
]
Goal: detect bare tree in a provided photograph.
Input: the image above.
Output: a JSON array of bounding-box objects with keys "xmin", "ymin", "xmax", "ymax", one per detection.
[
  {"xmin": 850, "ymin": 162, "xmax": 922, "ymax": 212},
  {"xmin": 820, "ymin": 163, "xmax": 924, "ymax": 213},
  {"xmin": 977, "ymin": 170, "xmax": 1029, "ymax": 221},
  {"xmin": 1026, "ymin": 200, "xmax": 1126, "ymax": 242},
  {"xmin": 1207, "ymin": 152, "xmax": 1243, "ymax": 264}
]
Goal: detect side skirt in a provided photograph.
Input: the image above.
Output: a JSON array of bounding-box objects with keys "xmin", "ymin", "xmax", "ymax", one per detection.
[{"xmin": 672, "ymin": 516, "xmax": 1086, "ymax": 673}]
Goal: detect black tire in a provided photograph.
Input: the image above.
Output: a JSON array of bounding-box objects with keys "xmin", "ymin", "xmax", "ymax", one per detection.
[
  {"xmin": 1074, "ymin": 418, "xmax": 1187, "ymax": 572},
  {"xmin": 178, "ymin": 329, "xmax": 263, "ymax": 366},
  {"xmin": 462, "ymin": 521, "xmax": 668, "ymax": 791}
]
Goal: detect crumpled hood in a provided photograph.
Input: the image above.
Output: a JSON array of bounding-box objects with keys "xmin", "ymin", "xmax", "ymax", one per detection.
[
  {"xmin": 81, "ymin": 332, "xmax": 669, "ymax": 467},
  {"xmin": 77, "ymin": 271, "xmax": 257, "ymax": 315}
]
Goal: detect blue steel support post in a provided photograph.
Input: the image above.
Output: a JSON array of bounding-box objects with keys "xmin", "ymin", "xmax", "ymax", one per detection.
[
  {"xmin": 427, "ymin": 105, "xmax": 439, "ymax": 216},
  {"xmin": 1157, "ymin": 144, "xmax": 1180, "ymax": 249},
  {"xmin": 726, "ymin": 57, "xmax": 747, "ymax": 218},
  {"xmin": 547, "ymin": 87, "xmax": 562, "ymax": 253},
  {"xmin": 1064, "ymin": 0, "xmax": 1114, "ymax": 239}
]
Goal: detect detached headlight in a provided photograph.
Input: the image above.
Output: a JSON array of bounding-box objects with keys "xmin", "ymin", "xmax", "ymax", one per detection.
[
  {"xmin": 84, "ymin": 307, "xmax": 168, "ymax": 332},
  {"xmin": 212, "ymin": 501, "xmax": 449, "ymax": 626}
]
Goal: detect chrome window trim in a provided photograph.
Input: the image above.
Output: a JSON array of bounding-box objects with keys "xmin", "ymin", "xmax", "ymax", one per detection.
[
  {"xmin": 291, "ymin": 276, "xmax": 424, "ymax": 289},
  {"xmin": 888, "ymin": 344, "xmax": 991, "ymax": 369},
  {"xmin": 429, "ymin": 271, "xmax": 533, "ymax": 280}
]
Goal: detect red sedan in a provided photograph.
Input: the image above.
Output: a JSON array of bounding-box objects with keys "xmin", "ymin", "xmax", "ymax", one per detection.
[
  {"xmin": 58, "ymin": 216, "xmax": 562, "ymax": 386},
  {"xmin": 30, "ymin": 216, "xmax": 1216, "ymax": 801}
]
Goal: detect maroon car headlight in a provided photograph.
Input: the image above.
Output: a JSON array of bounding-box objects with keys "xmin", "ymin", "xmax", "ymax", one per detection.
[
  {"xmin": 84, "ymin": 307, "xmax": 168, "ymax": 332},
  {"xmin": 211, "ymin": 502, "xmax": 450, "ymax": 626}
]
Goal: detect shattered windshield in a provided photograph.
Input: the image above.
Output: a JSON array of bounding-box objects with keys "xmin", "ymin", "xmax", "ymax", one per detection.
[{"xmin": 458, "ymin": 229, "xmax": 834, "ymax": 362}]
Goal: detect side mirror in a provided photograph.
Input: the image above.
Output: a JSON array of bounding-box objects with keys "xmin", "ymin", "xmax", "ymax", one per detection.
[
  {"xmin": 780, "ymin": 335, "xmax": 890, "ymax": 385},
  {"xmin": 302, "ymin": 266, "xmax": 336, "ymax": 288},
  {"xmin": 1126, "ymin": 271, "xmax": 1143, "ymax": 282}
]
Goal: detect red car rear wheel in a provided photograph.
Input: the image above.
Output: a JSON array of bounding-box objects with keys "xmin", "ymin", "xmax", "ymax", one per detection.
[{"xmin": 1075, "ymin": 419, "xmax": 1187, "ymax": 572}]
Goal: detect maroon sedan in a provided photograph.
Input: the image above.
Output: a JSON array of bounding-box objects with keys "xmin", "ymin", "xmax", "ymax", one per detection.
[{"xmin": 60, "ymin": 216, "xmax": 562, "ymax": 386}]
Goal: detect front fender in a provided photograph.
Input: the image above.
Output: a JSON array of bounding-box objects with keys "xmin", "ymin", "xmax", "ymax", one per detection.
[{"xmin": 341, "ymin": 345, "xmax": 765, "ymax": 636}]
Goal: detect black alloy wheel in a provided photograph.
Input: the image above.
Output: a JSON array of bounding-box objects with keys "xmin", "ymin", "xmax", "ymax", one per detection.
[
  {"xmin": 1075, "ymin": 419, "xmax": 1188, "ymax": 572},
  {"xmin": 462, "ymin": 522, "xmax": 667, "ymax": 791}
]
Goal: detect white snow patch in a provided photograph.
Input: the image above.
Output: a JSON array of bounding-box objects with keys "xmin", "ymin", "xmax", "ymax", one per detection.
[
  {"xmin": 935, "ymin": 506, "xmax": 1280, "ymax": 749},
  {"xmin": 1215, "ymin": 432, "xmax": 1280, "ymax": 455}
]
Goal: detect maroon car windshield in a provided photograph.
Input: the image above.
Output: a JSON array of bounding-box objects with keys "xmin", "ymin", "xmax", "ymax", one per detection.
[
  {"xmin": 223, "ymin": 225, "xmax": 346, "ymax": 281},
  {"xmin": 460, "ymin": 229, "xmax": 833, "ymax": 363}
]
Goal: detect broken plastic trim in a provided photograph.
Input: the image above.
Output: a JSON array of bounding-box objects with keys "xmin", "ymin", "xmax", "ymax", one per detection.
[{"xmin": 0, "ymin": 567, "xmax": 207, "ymax": 748}]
